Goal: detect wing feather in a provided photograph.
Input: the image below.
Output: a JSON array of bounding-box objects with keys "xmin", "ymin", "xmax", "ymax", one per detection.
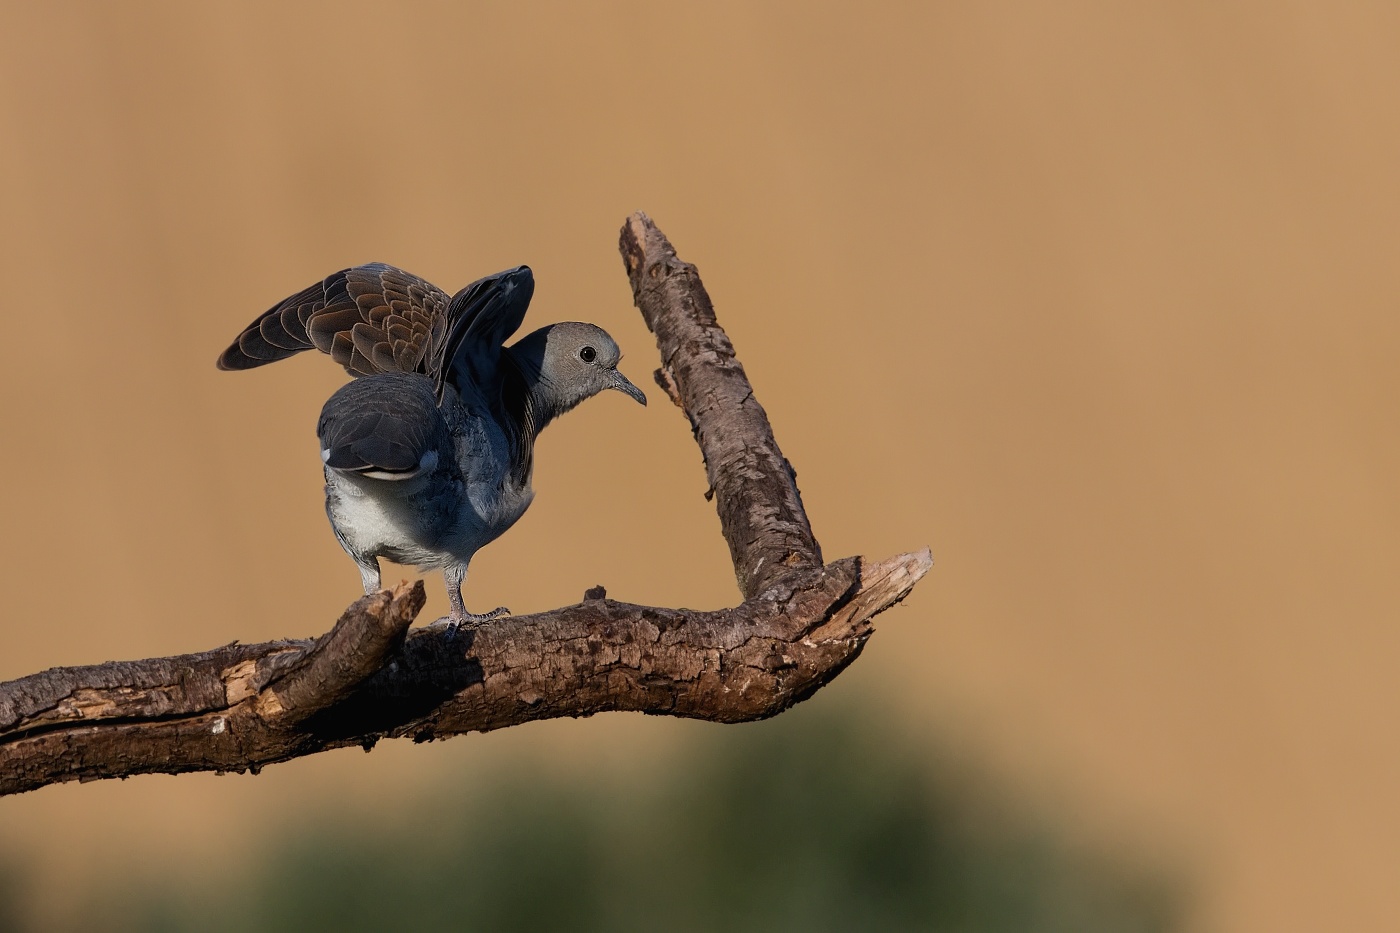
[
  {"xmin": 217, "ymin": 263, "xmax": 452, "ymax": 376},
  {"xmin": 218, "ymin": 263, "xmax": 536, "ymax": 402},
  {"xmin": 317, "ymin": 373, "xmax": 448, "ymax": 477},
  {"xmin": 433, "ymin": 266, "xmax": 534, "ymax": 398}
]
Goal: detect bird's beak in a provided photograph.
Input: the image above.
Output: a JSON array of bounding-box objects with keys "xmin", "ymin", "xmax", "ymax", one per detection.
[{"xmin": 609, "ymin": 370, "xmax": 647, "ymax": 406}]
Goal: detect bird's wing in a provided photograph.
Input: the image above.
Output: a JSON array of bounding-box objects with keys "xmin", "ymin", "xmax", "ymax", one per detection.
[
  {"xmin": 217, "ymin": 263, "xmax": 451, "ymax": 377},
  {"xmin": 433, "ymin": 266, "xmax": 535, "ymax": 400},
  {"xmin": 317, "ymin": 373, "xmax": 449, "ymax": 479}
]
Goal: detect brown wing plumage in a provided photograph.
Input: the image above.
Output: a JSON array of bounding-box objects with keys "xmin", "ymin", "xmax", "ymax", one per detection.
[{"xmin": 217, "ymin": 263, "xmax": 451, "ymax": 377}]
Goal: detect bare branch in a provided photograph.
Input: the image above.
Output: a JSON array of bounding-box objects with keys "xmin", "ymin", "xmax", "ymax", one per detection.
[
  {"xmin": 620, "ymin": 212, "xmax": 822, "ymax": 598},
  {"xmin": 0, "ymin": 215, "xmax": 931, "ymax": 797}
]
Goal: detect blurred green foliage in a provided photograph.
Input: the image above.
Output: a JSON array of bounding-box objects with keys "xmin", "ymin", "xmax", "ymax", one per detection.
[{"xmin": 64, "ymin": 705, "xmax": 1182, "ymax": 932}]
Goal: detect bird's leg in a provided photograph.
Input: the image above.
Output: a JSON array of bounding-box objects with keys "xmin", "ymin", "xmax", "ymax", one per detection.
[
  {"xmin": 443, "ymin": 562, "xmax": 510, "ymax": 631},
  {"xmin": 357, "ymin": 559, "xmax": 382, "ymax": 595}
]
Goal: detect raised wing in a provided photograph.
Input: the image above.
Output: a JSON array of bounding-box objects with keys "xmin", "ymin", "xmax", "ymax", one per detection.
[
  {"xmin": 217, "ymin": 264, "xmax": 452, "ymax": 377},
  {"xmin": 434, "ymin": 266, "xmax": 534, "ymax": 398}
]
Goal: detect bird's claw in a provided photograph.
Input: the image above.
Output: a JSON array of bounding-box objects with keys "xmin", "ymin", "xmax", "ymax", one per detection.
[{"xmin": 444, "ymin": 606, "xmax": 511, "ymax": 638}]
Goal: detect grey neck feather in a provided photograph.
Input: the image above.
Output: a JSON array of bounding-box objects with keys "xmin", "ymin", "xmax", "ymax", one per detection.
[{"xmin": 497, "ymin": 331, "xmax": 583, "ymax": 484}]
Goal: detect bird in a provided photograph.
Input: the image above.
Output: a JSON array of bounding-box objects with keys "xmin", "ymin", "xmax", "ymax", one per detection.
[{"xmin": 217, "ymin": 262, "xmax": 646, "ymax": 627}]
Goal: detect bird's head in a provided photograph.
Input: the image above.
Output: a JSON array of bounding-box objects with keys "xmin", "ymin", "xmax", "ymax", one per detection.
[{"xmin": 509, "ymin": 322, "xmax": 647, "ymax": 419}]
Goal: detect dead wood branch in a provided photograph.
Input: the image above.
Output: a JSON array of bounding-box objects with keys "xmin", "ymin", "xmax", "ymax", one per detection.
[
  {"xmin": 0, "ymin": 213, "xmax": 931, "ymax": 797},
  {"xmin": 619, "ymin": 212, "xmax": 823, "ymax": 598}
]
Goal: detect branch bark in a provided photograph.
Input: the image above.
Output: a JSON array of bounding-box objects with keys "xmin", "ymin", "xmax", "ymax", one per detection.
[
  {"xmin": 619, "ymin": 213, "xmax": 822, "ymax": 598},
  {"xmin": 0, "ymin": 213, "xmax": 931, "ymax": 797}
]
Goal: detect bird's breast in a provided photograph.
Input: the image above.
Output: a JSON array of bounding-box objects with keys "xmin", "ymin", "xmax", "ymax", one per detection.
[
  {"xmin": 323, "ymin": 465, "xmax": 465, "ymax": 567},
  {"xmin": 322, "ymin": 395, "xmax": 539, "ymax": 569}
]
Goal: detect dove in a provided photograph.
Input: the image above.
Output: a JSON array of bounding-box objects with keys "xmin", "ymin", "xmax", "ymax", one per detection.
[{"xmin": 218, "ymin": 263, "xmax": 646, "ymax": 626}]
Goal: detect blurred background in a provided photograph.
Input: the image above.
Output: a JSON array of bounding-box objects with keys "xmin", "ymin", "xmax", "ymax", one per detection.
[{"xmin": 1, "ymin": 2, "xmax": 1397, "ymax": 931}]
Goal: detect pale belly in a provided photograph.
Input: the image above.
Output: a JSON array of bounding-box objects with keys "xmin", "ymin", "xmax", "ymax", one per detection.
[
  {"xmin": 325, "ymin": 469, "xmax": 534, "ymax": 571},
  {"xmin": 324, "ymin": 391, "xmax": 535, "ymax": 571}
]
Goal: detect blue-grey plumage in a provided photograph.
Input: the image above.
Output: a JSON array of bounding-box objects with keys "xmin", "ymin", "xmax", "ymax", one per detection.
[{"xmin": 221, "ymin": 264, "xmax": 646, "ymax": 625}]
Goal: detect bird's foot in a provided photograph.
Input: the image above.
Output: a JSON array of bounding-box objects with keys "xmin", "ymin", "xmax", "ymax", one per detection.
[{"xmin": 444, "ymin": 606, "xmax": 511, "ymax": 637}]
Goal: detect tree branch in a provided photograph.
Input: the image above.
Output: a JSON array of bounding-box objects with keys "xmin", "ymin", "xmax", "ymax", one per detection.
[
  {"xmin": 0, "ymin": 214, "xmax": 931, "ymax": 797},
  {"xmin": 619, "ymin": 212, "xmax": 822, "ymax": 598}
]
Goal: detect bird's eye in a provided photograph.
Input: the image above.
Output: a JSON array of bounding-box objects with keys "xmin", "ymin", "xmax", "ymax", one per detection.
[{"xmin": 579, "ymin": 346, "xmax": 597, "ymax": 363}]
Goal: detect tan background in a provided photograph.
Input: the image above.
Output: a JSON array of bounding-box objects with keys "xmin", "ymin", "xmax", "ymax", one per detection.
[{"xmin": 2, "ymin": 2, "xmax": 1398, "ymax": 930}]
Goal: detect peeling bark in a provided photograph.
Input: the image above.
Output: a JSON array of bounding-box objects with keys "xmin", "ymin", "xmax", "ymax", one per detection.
[{"xmin": 0, "ymin": 214, "xmax": 931, "ymax": 797}]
